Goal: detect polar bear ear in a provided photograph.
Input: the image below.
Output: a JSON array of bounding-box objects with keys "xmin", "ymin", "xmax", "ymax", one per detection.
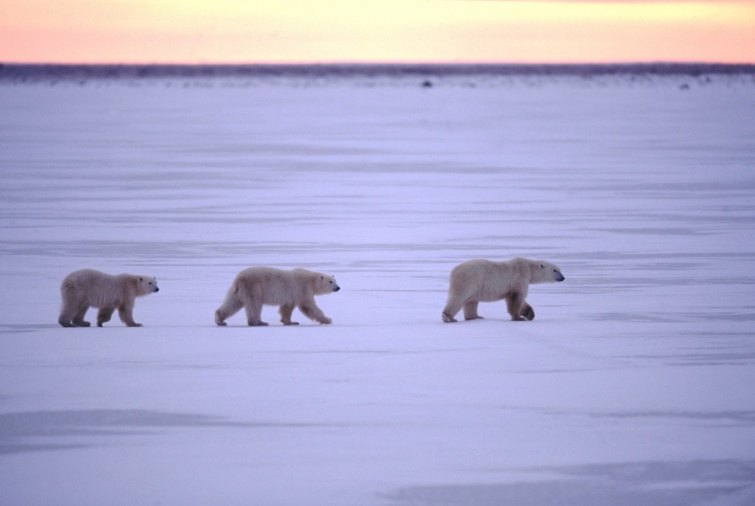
[
  {"xmin": 139, "ymin": 277, "xmax": 143, "ymax": 281},
  {"xmin": 539, "ymin": 264, "xmax": 544, "ymax": 269}
]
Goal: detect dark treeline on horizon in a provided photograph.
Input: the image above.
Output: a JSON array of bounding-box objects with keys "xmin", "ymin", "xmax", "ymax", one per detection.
[{"xmin": 1, "ymin": 62, "xmax": 754, "ymax": 81}]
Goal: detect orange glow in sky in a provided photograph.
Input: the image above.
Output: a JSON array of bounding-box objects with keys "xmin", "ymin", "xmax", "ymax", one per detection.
[{"xmin": 1, "ymin": 0, "xmax": 754, "ymax": 64}]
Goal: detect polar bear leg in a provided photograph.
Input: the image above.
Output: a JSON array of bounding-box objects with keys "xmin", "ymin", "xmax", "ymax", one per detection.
[
  {"xmin": 70, "ymin": 305, "xmax": 90, "ymax": 327},
  {"xmin": 215, "ymin": 293, "xmax": 244, "ymax": 326},
  {"xmin": 442, "ymin": 295, "xmax": 466, "ymax": 323},
  {"xmin": 59, "ymin": 296, "xmax": 84, "ymax": 327},
  {"xmin": 97, "ymin": 307, "xmax": 115, "ymax": 327},
  {"xmin": 279, "ymin": 304, "xmax": 299, "ymax": 325},
  {"xmin": 298, "ymin": 301, "xmax": 331, "ymax": 324},
  {"xmin": 118, "ymin": 302, "xmax": 141, "ymax": 327},
  {"xmin": 506, "ymin": 292, "xmax": 527, "ymax": 321},
  {"xmin": 520, "ymin": 302, "xmax": 535, "ymax": 321},
  {"xmin": 244, "ymin": 301, "xmax": 268, "ymax": 326},
  {"xmin": 463, "ymin": 300, "xmax": 483, "ymax": 320}
]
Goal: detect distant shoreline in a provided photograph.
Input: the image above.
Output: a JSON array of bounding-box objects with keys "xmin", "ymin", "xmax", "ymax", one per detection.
[{"xmin": 2, "ymin": 62, "xmax": 754, "ymax": 82}]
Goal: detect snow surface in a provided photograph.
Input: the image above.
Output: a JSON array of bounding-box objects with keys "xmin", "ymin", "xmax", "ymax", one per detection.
[{"xmin": 1, "ymin": 71, "xmax": 755, "ymax": 505}]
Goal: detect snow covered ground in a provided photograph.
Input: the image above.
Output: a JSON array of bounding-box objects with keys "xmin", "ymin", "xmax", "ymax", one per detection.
[{"xmin": 1, "ymin": 69, "xmax": 755, "ymax": 505}]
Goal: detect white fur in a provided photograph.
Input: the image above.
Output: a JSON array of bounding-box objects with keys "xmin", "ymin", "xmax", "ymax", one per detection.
[
  {"xmin": 442, "ymin": 257, "xmax": 564, "ymax": 323},
  {"xmin": 215, "ymin": 267, "xmax": 340, "ymax": 326},
  {"xmin": 58, "ymin": 269, "xmax": 159, "ymax": 327}
]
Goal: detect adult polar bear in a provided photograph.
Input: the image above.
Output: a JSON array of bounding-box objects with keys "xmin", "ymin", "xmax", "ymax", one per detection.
[
  {"xmin": 442, "ymin": 257, "xmax": 564, "ymax": 323},
  {"xmin": 215, "ymin": 267, "xmax": 340, "ymax": 326},
  {"xmin": 58, "ymin": 269, "xmax": 160, "ymax": 327}
]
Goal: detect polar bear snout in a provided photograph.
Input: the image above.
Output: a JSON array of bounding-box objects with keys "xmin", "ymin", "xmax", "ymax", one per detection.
[
  {"xmin": 326, "ymin": 277, "xmax": 340, "ymax": 292},
  {"xmin": 140, "ymin": 276, "xmax": 160, "ymax": 294},
  {"xmin": 555, "ymin": 272, "xmax": 565, "ymax": 282}
]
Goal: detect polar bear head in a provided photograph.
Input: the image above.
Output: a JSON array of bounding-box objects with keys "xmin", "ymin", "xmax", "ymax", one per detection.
[
  {"xmin": 317, "ymin": 274, "xmax": 340, "ymax": 295},
  {"xmin": 138, "ymin": 276, "xmax": 160, "ymax": 295},
  {"xmin": 531, "ymin": 261, "xmax": 565, "ymax": 283}
]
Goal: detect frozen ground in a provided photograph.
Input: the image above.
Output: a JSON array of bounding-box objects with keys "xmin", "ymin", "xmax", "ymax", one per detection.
[{"xmin": 1, "ymin": 69, "xmax": 755, "ymax": 505}]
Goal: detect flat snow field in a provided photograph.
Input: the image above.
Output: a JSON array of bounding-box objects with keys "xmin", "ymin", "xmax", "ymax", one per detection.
[{"xmin": 1, "ymin": 71, "xmax": 755, "ymax": 506}]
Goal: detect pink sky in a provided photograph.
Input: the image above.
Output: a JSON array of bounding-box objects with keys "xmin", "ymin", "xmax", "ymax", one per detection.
[{"xmin": 2, "ymin": 0, "xmax": 754, "ymax": 64}]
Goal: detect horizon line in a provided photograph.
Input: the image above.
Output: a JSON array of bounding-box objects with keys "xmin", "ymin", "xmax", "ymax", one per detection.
[
  {"xmin": 3, "ymin": 61, "xmax": 753, "ymax": 82},
  {"xmin": 3, "ymin": 61, "xmax": 755, "ymax": 67}
]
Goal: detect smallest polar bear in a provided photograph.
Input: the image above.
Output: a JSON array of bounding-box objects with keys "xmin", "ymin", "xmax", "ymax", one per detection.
[
  {"xmin": 215, "ymin": 267, "xmax": 340, "ymax": 326},
  {"xmin": 442, "ymin": 257, "xmax": 564, "ymax": 323},
  {"xmin": 58, "ymin": 269, "xmax": 160, "ymax": 327}
]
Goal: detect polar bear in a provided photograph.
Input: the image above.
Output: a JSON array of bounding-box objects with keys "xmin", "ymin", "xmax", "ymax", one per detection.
[
  {"xmin": 215, "ymin": 267, "xmax": 340, "ymax": 326},
  {"xmin": 58, "ymin": 269, "xmax": 159, "ymax": 327},
  {"xmin": 442, "ymin": 257, "xmax": 564, "ymax": 323}
]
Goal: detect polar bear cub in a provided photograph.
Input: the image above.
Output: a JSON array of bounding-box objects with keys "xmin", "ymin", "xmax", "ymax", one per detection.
[
  {"xmin": 442, "ymin": 257, "xmax": 564, "ymax": 323},
  {"xmin": 58, "ymin": 269, "xmax": 160, "ymax": 327},
  {"xmin": 215, "ymin": 267, "xmax": 340, "ymax": 326}
]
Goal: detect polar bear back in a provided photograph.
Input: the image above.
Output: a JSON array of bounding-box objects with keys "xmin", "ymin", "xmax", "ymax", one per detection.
[
  {"xmin": 61, "ymin": 269, "xmax": 156, "ymax": 307},
  {"xmin": 449, "ymin": 257, "xmax": 563, "ymax": 302},
  {"xmin": 233, "ymin": 267, "xmax": 335, "ymax": 306},
  {"xmin": 449, "ymin": 258, "xmax": 530, "ymax": 302},
  {"xmin": 235, "ymin": 267, "xmax": 303, "ymax": 305}
]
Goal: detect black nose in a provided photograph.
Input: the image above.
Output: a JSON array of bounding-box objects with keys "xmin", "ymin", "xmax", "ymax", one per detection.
[
  {"xmin": 557, "ymin": 275, "xmax": 565, "ymax": 282},
  {"xmin": 333, "ymin": 286, "xmax": 340, "ymax": 292},
  {"xmin": 154, "ymin": 287, "xmax": 160, "ymax": 292}
]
